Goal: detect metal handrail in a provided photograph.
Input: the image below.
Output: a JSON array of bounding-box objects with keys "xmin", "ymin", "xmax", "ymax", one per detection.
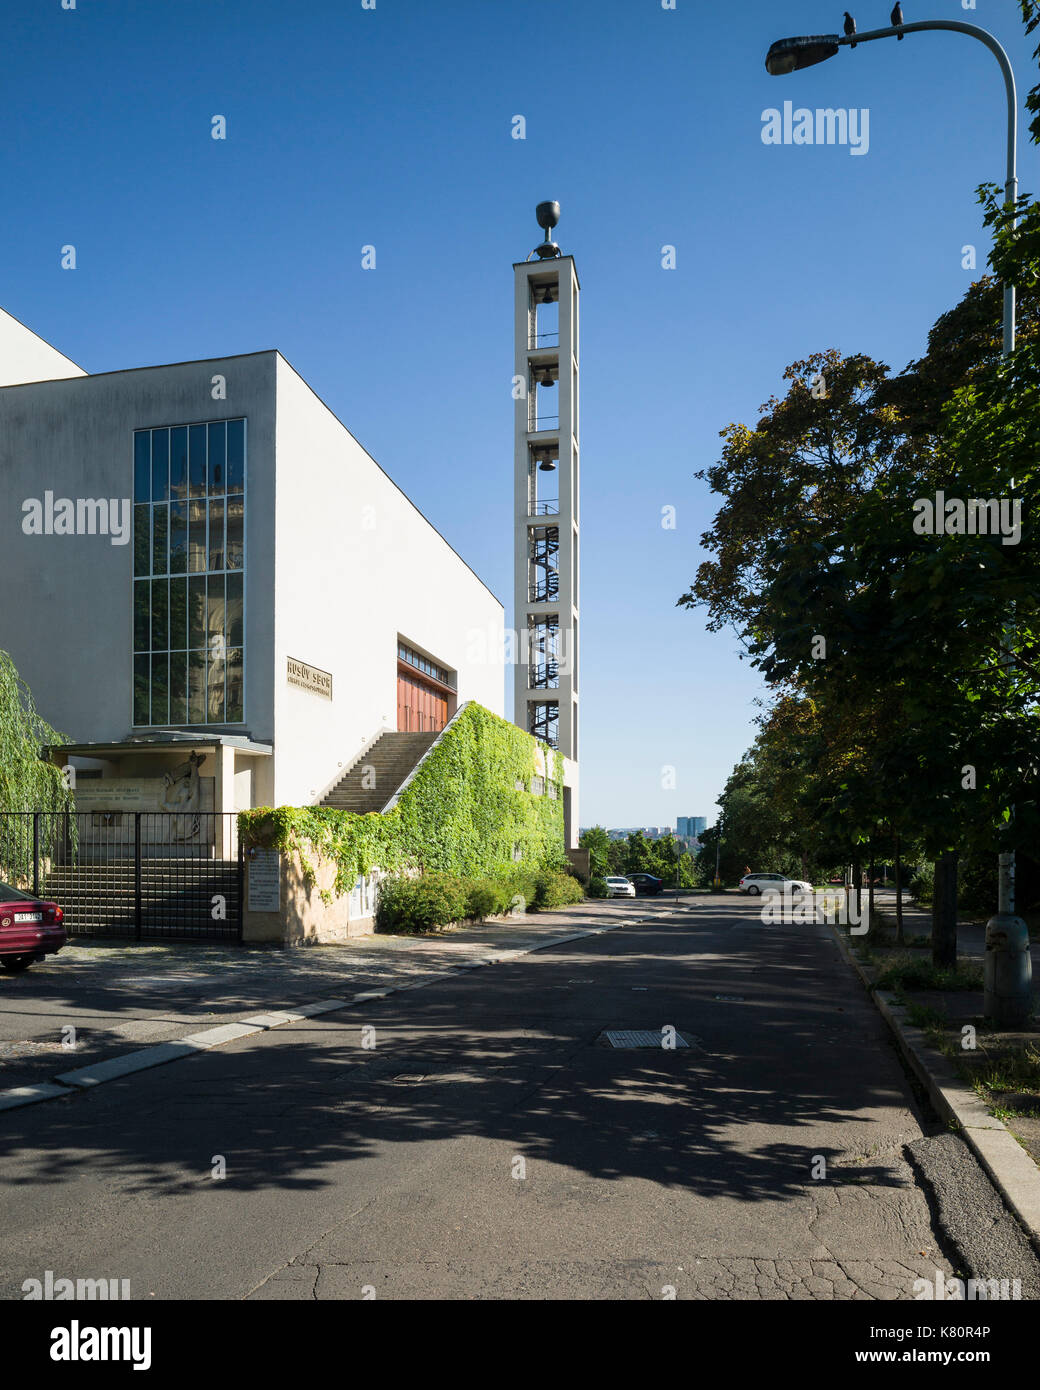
[
  {"xmin": 529, "ymin": 582, "xmax": 560, "ymax": 602},
  {"xmin": 529, "ymin": 662, "xmax": 560, "ymax": 688}
]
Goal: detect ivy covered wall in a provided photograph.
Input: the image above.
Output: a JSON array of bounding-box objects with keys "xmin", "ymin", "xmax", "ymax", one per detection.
[{"xmin": 239, "ymin": 702, "xmax": 565, "ymax": 895}]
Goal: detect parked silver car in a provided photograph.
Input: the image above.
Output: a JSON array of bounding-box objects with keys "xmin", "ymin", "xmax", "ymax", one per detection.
[
  {"xmin": 605, "ymin": 875, "xmax": 636, "ymax": 898},
  {"xmin": 739, "ymin": 872, "xmax": 813, "ymax": 897}
]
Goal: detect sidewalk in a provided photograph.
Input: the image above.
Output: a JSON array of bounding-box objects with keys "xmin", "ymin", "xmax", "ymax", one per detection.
[
  {"xmin": 0, "ymin": 896, "xmax": 683, "ymax": 1103},
  {"xmin": 856, "ymin": 897, "xmax": 1040, "ymax": 1168},
  {"xmin": 833, "ymin": 896, "xmax": 1040, "ymax": 1254}
]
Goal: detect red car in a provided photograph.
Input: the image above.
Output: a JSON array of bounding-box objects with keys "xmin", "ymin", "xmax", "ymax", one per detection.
[{"xmin": 0, "ymin": 882, "xmax": 66, "ymax": 973}]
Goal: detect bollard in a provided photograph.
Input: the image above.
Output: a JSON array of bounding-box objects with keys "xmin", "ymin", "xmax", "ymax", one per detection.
[{"xmin": 984, "ymin": 852, "xmax": 1033, "ymax": 1026}]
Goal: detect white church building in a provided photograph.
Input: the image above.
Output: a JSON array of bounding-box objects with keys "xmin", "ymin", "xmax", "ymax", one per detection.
[{"xmin": 0, "ymin": 306, "xmax": 506, "ymax": 819}]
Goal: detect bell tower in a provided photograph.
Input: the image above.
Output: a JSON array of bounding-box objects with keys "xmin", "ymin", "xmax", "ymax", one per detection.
[{"xmin": 513, "ymin": 202, "xmax": 579, "ymax": 843}]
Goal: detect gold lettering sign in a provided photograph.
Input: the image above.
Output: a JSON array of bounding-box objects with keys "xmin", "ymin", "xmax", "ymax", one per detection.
[{"xmin": 287, "ymin": 657, "xmax": 333, "ymax": 700}]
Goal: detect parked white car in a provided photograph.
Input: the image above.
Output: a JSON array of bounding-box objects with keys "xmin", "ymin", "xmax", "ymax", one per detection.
[
  {"xmin": 739, "ymin": 872, "xmax": 813, "ymax": 897},
  {"xmin": 605, "ymin": 875, "xmax": 636, "ymax": 898}
]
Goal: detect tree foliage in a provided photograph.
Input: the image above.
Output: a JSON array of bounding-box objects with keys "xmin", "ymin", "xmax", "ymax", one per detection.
[
  {"xmin": 0, "ymin": 650, "xmax": 72, "ymax": 814},
  {"xmin": 679, "ymin": 3, "xmax": 1040, "ymax": 945}
]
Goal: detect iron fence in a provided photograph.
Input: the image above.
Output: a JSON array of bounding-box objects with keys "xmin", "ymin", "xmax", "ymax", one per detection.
[{"xmin": 0, "ymin": 811, "xmax": 243, "ymax": 942}]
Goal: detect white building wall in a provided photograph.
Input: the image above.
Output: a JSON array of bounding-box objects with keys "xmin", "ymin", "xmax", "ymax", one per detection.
[
  {"xmin": 272, "ymin": 356, "xmax": 505, "ymax": 807},
  {"xmin": 0, "ymin": 333, "xmax": 502, "ymax": 813},
  {"xmin": 0, "ymin": 354, "xmax": 277, "ymax": 749},
  {"xmin": 0, "ymin": 307, "xmax": 87, "ymax": 386}
]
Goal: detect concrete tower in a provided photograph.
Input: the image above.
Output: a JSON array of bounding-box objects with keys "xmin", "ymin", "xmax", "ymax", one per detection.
[{"xmin": 513, "ymin": 202, "xmax": 579, "ymax": 843}]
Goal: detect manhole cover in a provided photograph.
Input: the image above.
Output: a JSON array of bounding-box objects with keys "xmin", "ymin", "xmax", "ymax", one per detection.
[{"xmin": 597, "ymin": 1029, "xmax": 697, "ymax": 1049}]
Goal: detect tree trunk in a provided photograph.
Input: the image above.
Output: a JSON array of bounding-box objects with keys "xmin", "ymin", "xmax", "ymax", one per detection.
[
  {"xmin": 894, "ymin": 833, "xmax": 904, "ymax": 946},
  {"xmin": 932, "ymin": 851, "xmax": 958, "ymax": 968},
  {"xmin": 852, "ymin": 852, "xmax": 862, "ymax": 924},
  {"xmin": 868, "ymin": 845, "xmax": 876, "ymax": 932}
]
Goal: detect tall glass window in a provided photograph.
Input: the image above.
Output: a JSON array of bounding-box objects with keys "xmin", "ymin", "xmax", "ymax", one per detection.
[{"xmin": 133, "ymin": 419, "xmax": 245, "ymax": 726}]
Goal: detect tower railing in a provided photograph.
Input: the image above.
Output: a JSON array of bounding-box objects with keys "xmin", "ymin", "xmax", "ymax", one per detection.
[{"xmin": 529, "ymin": 661, "xmax": 560, "ymax": 689}]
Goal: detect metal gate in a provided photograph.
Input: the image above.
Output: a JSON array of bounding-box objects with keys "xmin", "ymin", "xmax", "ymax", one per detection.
[{"xmin": 0, "ymin": 811, "xmax": 243, "ymax": 943}]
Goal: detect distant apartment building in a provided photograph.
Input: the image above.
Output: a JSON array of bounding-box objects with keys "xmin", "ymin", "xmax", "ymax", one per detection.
[{"xmin": 677, "ymin": 816, "xmax": 708, "ymax": 838}]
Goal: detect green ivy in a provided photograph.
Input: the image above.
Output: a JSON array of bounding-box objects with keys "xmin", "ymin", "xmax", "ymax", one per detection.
[{"xmin": 239, "ymin": 703, "xmax": 566, "ymax": 897}]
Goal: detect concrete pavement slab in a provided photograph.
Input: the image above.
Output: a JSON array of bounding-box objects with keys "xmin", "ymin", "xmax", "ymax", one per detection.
[{"xmin": 55, "ymin": 1040, "xmax": 203, "ymax": 1088}]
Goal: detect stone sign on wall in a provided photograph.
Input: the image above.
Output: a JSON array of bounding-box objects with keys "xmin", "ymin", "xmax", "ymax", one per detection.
[
  {"xmin": 287, "ymin": 657, "xmax": 333, "ymax": 699},
  {"xmin": 247, "ymin": 851, "xmax": 281, "ymax": 912}
]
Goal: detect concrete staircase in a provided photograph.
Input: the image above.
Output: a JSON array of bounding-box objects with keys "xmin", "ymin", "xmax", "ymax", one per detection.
[
  {"xmin": 41, "ymin": 860, "xmax": 240, "ymax": 938},
  {"xmin": 320, "ymin": 731, "xmax": 438, "ymax": 813}
]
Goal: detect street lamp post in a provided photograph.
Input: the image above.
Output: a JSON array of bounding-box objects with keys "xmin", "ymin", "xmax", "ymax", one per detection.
[
  {"xmin": 765, "ymin": 19, "xmax": 1031, "ymax": 1024},
  {"xmin": 765, "ymin": 20, "xmax": 1017, "ymax": 348}
]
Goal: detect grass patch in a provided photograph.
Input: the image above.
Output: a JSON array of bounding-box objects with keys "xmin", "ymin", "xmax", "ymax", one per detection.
[
  {"xmin": 954, "ymin": 1039, "xmax": 1040, "ymax": 1122},
  {"xmin": 905, "ymin": 1001, "xmax": 947, "ymax": 1030},
  {"xmin": 971, "ymin": 1042, "xmax": 1040, "ymax": 1095},
  {"xmin": 926, "ymin": 1027, "xmax": 957, "ymax": 1057},
  {"xmin": 873, "ymin": 955, "xmax": 983, "ymax": 994},
  {"xmin": 902, "ymin": 1001, "xmax": 956, "ymax": 1056},
  {"xmin": 993, "ymin": 1104, "xmax": 1040, "ymax": 1123}
]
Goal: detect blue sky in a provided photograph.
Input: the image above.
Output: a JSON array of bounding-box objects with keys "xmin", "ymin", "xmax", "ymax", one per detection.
[{"xmin": 5, "ymin": 0, "xmax": 1034, "ymax": 828}]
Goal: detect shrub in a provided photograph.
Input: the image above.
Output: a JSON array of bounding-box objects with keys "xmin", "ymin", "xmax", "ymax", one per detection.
[
  {"xmin": 909, "ymin": 868, "xmax": 933, "ymax": 905},
  {"xmin": 376, "ymin": 862, "xmax": 582, "ymax": 931},
  {"xmin": 588, "ymin": 876, "xmax": 609, "ymax": 899},
  {"xmin": 376, "ymin": 871, "xmax": 469, "ymax": 933},
  {"xmin": 532, "ymin": 870, "xmax": 585, "ymax": 910},
  {"xmin": 501, "ymin": 865, "xmax": 539, "ymax": 912},
  {"xmin": 467, "ymin": 877, "xmax": 507, "ymax": 921},
  {"xmin": 873, "ymin": 956, "xmax": 983, "ymax": 993}
]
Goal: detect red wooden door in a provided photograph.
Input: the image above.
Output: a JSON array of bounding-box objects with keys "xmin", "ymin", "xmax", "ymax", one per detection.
[{"xmin": 397, "ymin": 671, "xmax": 448, "ymax": 732}]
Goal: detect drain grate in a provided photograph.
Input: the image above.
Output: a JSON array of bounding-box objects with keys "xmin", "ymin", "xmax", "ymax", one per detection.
[{"xmin": 598, "ymin": 1029, "xmax": 699, "ymax": 1049}]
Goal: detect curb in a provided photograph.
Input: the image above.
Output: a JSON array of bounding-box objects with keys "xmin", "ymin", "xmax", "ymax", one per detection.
[
  {"xmin": 830, "ymin": 922, "xmax": 1040, "ymax": 1259},
  {"xmin": 0, "ymin": 908, "xmax": 666, "ymax": 1114}
]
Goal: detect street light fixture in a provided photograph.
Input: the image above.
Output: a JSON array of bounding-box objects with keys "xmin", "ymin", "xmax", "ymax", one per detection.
[
  {"xmin": 765, "ymin": 19, "xmax": 1018, "ymax": 352},
  {"xmin": 764, "ymin": 17, "xmax": 1029, "ymax": 1022},
  {"xmin": 764, "ymin": 36, "xmax": 841, "ymax": 75}
]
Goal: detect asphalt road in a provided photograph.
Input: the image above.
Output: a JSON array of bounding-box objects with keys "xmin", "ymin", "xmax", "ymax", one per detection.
[{"xmin": 2, "ymin": 893, "xmax": 1037, "ymax": 1300}]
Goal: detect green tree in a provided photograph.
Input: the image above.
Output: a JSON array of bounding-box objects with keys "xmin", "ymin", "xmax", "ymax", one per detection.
[
  {"xmin": 578, "ymin": 825, "xmax": 610, "ymax": 879},
  {"xmin": 680, "ymin": 269, "xmax": 1039, "ymax": 962},
  {"xmin": 681, "ymin": 5, "xmax": 1040, "ymax": 959},
  {"xmin": 606, "ymin": 839, "xmax": 628, "ymax": 876},
  {"xmin": 654, "ymin": 832, "xmax": 681, "ymax": 885},
  {"xmin": 0, "ymin": 651, "xmax": 71, "ymax": 813}
]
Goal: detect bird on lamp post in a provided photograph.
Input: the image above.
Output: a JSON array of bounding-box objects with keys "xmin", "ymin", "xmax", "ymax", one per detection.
[
  {"xmin": 844, "ymin": 12, "xmax": 857, "ymax": 47},
  {"xmin": 891, "ymin": 3, "xmax": 904, "ymax": 38}
]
